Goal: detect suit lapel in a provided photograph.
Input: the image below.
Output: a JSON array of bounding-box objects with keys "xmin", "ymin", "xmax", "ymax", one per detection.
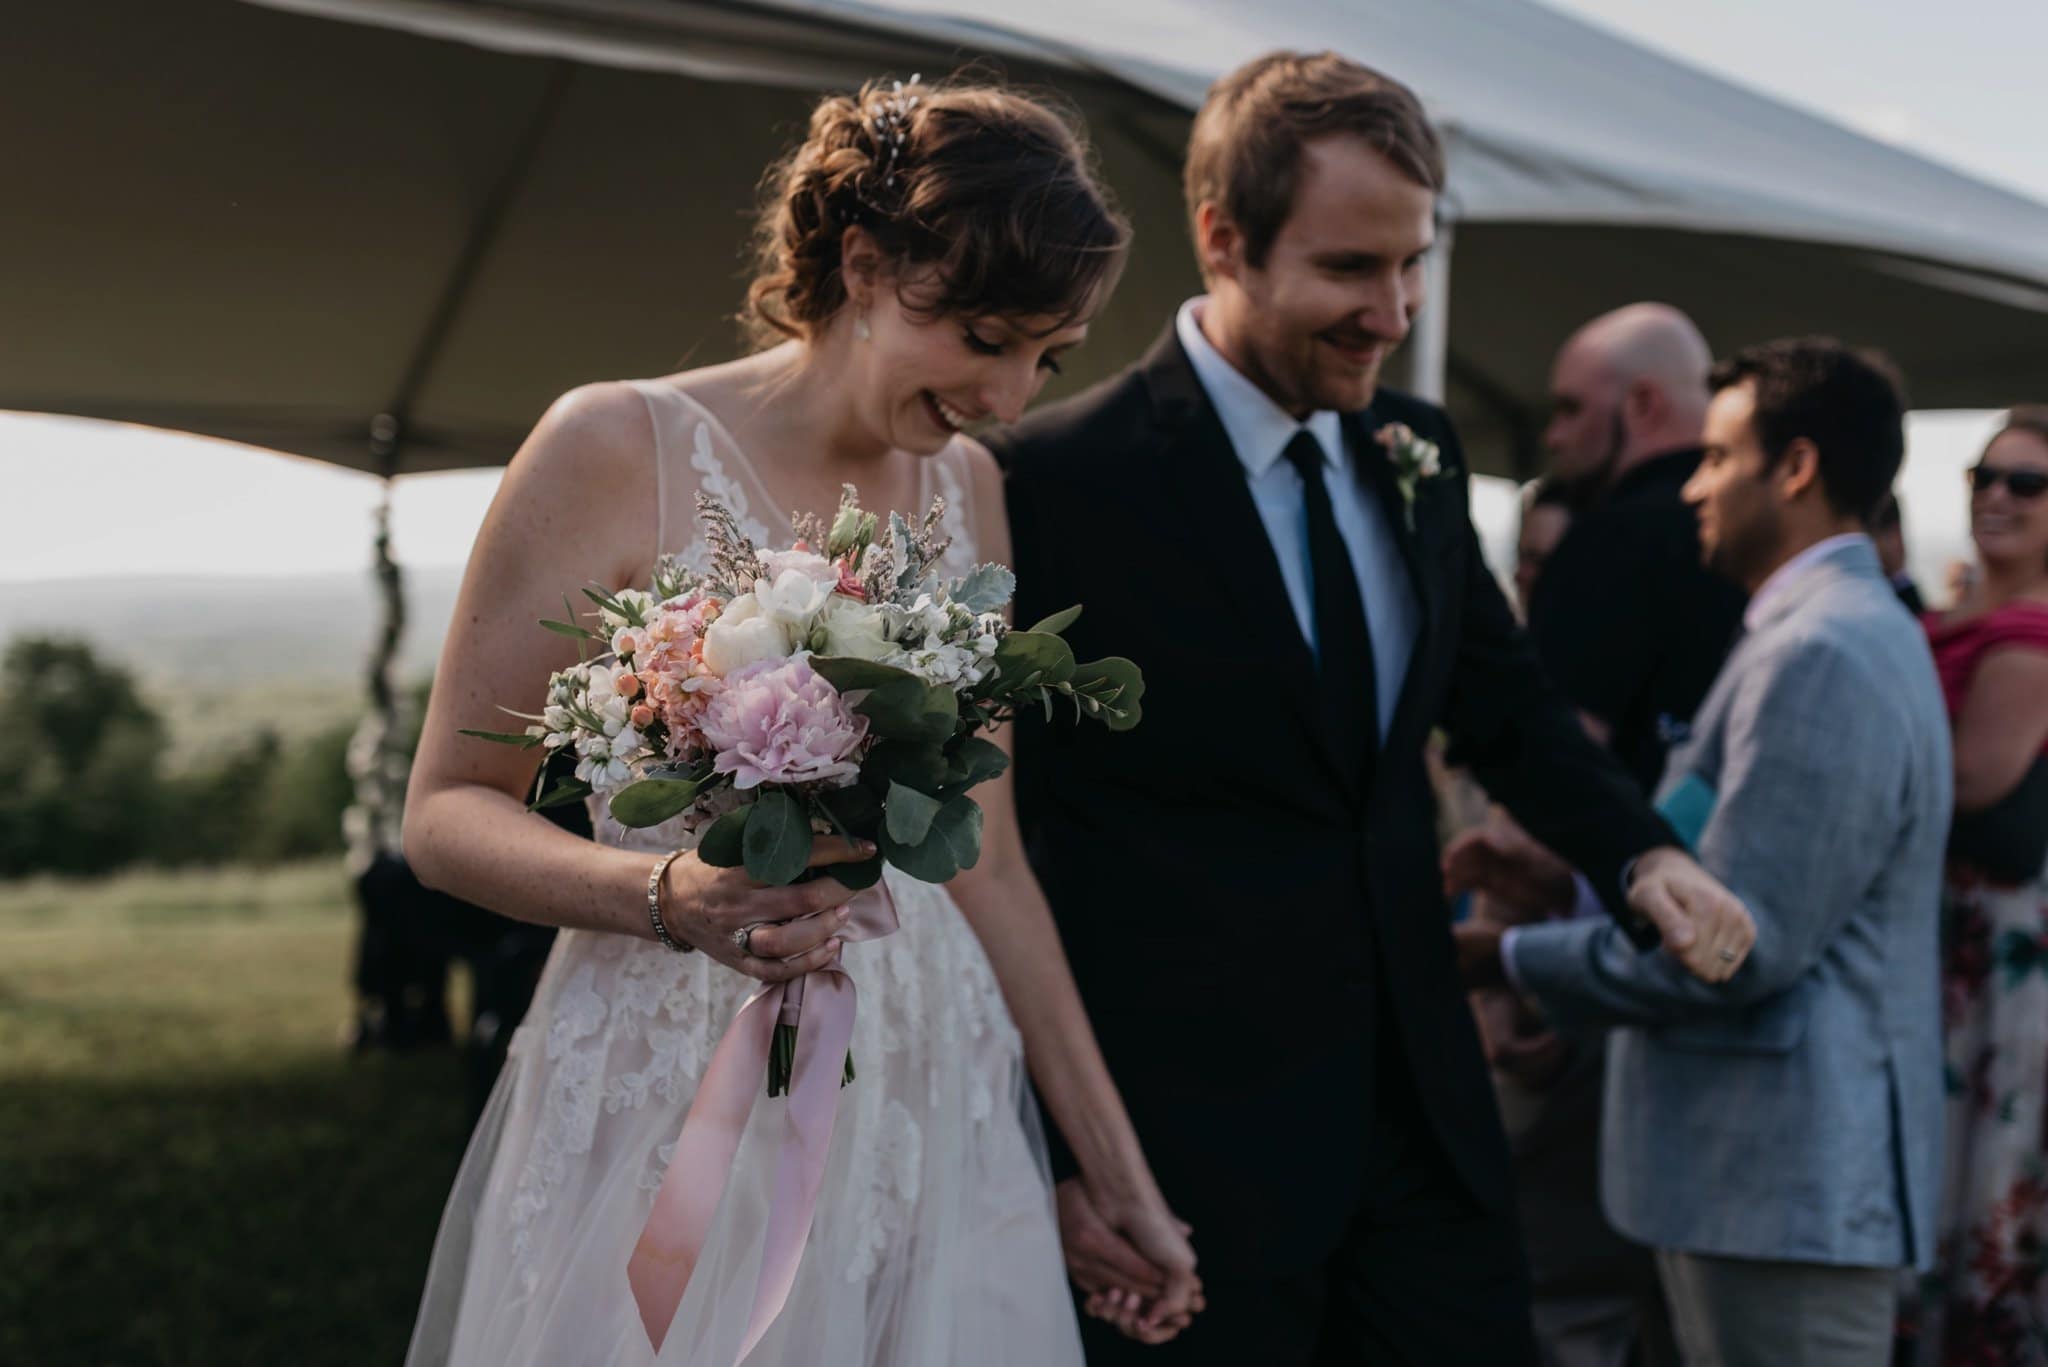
[
  {"xmin": 1344, "ymin": 404, "xmax": 1441, "ymax": 770},
  {"xmin": 1140, "ymin": 327, "xmax": 1358, "ymax": 798}
]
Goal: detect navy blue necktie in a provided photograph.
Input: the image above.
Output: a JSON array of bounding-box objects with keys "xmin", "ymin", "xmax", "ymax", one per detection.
[{"xmin": 1282, "ymin": 429, "xmax": 1379, "ymax": 766}]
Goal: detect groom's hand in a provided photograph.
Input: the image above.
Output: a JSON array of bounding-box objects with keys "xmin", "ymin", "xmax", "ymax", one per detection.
[{"xmin": 1627, "ymin": 847, "xmax": 1755, "ymax": 983}]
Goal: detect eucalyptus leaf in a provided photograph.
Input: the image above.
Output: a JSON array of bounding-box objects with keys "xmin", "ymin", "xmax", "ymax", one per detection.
[
  {"xmin": 991, "ymin": 631, "xmax": 1075, "ymax": 689},
  {"xmin": 945, "ymin": 736, "xmax": 1009, "ymax": 790},
  {"xmin": 742, "ymin": 789, "xmax": 811, "ymax": 886},
  {"xmin": 819, "ymin": 782, "xmax": 883, "ymax": 836},
  {"xmin": 856, "ymin": 677, "xmax": 959, "ymax": 743},
  {"xmin": 884, "ymin": 781, "xmax": 945, "ymax": 845},
  {"xmin": 950, "ymin": 563, "xmax": 1016, "ymax": 614},
  {"xmin": 697, "ymin": 804, "xmax": 751, "ymax": 868},
  {"xmin": 531, "ymin": 779, "xmax": 594, "ymax": 811},
  {"xmin": 877, "ymin": 795, "xmax": 985, "ymax": 883},
  {"xmin": 1072, "ymin": 656, "xmax": 1147, "ymax": 732},
  {"xmin": 1027, "ymin": 604, "xmax": 1084, "ymax": 636},
  {"xmin": 878, "ymin": 824, "xmax": 957, "ymax": 883},
  {"xmin": 809, "ymin": 656, "xmax": 919, "ymax": 692},
  {"xmin": 607, "ymin": 772, "xmax": 712, "ymax": 828},
  {"xmin": 934, "ymin": 796, "xmax": 986, "ymax": 871},
  {"xmin": 862, "ymin": 740, "xmax": 949, "ymax": 797}
]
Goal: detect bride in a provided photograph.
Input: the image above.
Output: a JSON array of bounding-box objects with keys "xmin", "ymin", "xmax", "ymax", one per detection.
[{"xmin": 400, "ymin": 76, "xmax": 1200, "ymax": 1365}]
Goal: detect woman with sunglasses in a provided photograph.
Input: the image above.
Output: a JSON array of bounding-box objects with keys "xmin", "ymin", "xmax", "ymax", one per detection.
[{"xmin": 1909, "ymin": 406, "xmax": 2048, "ymax": 1365}]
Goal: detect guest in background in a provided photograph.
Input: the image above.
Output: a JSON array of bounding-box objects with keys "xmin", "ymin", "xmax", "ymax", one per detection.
[
  {"xmin": 1529, "ymin": 303, "xmax": 1748, "ymax": 794},
  {"xmin": 1515, "ymin": 477, "xmax": 1575, "ymax": 618},
  {"xmin": 1462, "ymin": 339, "xmax": 1950, "ymax": 1367},
  {"xmin": 1910, "ymin": 406, "xmax": 2048, "ymax": 1366},
  {"xmin": 1872, "ymin": 490, "xmax": 1926, "ymax": 613},
  {"xmin": 1459, "ymin": 305, "xmax": 1747, "ymax": 1367}
]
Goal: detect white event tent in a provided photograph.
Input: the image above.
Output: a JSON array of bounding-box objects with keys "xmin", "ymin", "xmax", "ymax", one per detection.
[{"xmin": 7, "ymin": 0, "xmax": 2047, "ymax": 481}]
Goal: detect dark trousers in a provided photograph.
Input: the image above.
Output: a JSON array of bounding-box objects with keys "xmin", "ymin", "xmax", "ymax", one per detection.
[{"xmin": 1080, "ymin": 1008, "xmax": 1537, "ymax": 1366}]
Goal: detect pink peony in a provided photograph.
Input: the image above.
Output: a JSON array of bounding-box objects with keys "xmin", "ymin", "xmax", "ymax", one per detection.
[{"xmin": 699, "ymin": 655, "xmax": 868, "ymax": 790}]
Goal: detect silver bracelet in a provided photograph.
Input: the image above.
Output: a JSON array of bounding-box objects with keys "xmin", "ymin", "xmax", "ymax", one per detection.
[{"xmin": 647, "ymin": 848, "xmax": 696, "ymax": 953}]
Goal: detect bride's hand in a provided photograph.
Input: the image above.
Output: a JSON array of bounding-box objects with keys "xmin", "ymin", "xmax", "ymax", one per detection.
[
  {"xmin": 660, "ymin": 835, "xmax": 875, "ymax": 981},
  {"xmin": 1058, "ymin": 1177, "xmax": 1204, "ymax": 1343}
]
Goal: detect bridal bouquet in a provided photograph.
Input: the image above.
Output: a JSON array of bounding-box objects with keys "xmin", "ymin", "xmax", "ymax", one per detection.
[{"xmin": 468, "ymin": 486, "xmax": 1142, "ymax": 1090}]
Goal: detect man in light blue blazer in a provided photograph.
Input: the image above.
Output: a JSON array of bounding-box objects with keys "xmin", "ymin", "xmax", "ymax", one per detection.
[{"xmin": 1460, "ymin": 338, "xmax": 1950, "ymax": 1366}]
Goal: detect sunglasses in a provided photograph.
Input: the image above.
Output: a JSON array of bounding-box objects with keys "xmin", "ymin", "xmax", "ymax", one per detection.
[{"xmin": 1970, "ymin": 464, "xmax": 2048, "ymax": 499}]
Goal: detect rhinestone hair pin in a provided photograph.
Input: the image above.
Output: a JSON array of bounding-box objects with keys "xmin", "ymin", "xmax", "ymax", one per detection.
[{"xmin": 870, "ymin": 74, "xmax": 920, "ymax": 187}]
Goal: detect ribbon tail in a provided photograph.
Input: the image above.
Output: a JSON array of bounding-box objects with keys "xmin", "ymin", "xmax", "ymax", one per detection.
[
  {"xmin": 735, "ymin": 970, "xmax": 859, "ymax": 1362},
  {"xmin": 628, "ymin": 981, "xmax": 783, "ymax": 1353}
]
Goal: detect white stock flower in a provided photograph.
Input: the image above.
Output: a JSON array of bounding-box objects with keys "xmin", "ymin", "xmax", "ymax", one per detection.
[
  {"xmin": 897, "ymin": 640, "xmax": 988, "ymax": 688},
  {"xmin": 702, "ymin": 592, "xmax": 795, "ymax": 676},
  {"xmin": 883, "ymin": 593, "xmax": 953, "ymax": 649},
  {"xmin": 813, "ymin": 595, "xmax": 894, "ymax": 661},
  {"xmin": 573, "ymin": 727, "xmax": 640, "ymax": 789}
]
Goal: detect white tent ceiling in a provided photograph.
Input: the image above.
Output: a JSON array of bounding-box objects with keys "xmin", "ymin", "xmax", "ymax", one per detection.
[{"xmin": 4, "ymin": 0, "xmax": 2044, "ymax": 479}]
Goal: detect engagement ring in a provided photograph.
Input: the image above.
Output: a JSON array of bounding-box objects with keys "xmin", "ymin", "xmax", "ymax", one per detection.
[
  {"xmin": 734, "ymin": 923, "xmax": 759, "ymax": 956},
  {"xmin": 1716, "ymin": 948, "xmax": 1739, "ymax": 963}
]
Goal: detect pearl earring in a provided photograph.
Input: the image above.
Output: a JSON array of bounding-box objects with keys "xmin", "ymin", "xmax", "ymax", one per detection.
[{"xmin": 853, "ymin": 312, "xmax": 871, "ymax": 342}]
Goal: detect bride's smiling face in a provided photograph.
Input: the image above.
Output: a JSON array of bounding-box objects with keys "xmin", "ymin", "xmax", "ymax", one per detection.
[{"xmin": 846, "ymin": 253, "xmax": 1092, "ymax": 455}]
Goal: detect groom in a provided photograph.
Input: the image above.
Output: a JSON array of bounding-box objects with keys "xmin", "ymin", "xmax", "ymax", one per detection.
[{"xmin": 994, "ymin": 51, "xmax": 1754, "ymax": 1363}]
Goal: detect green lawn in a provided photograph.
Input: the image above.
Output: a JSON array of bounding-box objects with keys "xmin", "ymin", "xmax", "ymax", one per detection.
[{"xmin": 0, "ymin": 861, "xmax": 476, "ymax": 1366}]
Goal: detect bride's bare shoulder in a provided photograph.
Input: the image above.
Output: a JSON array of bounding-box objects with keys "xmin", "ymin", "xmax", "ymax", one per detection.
[
  {"xmin": 517, "ymin": 380, "xmax": 655, "ymax": 477},
  {"xmin": 484, "ymin": 381, "xmax": 659, "ymax": 584}
]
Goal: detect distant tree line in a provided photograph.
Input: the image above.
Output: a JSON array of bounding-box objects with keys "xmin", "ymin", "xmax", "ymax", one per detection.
[{"xmin": 0, "ymin": 635, "xmax": 366, "ymax": 878}]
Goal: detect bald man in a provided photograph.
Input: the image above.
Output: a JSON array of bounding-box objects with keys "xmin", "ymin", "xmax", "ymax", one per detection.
[{"xmin": 1530, "ymin": 304, "xmax": 1747, "ymax": 791}]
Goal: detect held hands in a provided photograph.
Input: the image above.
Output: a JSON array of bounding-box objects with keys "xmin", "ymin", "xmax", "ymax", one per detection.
[
  {"xmin": 1056, "ymin": 1177, "xmax": 1204, "ymax": 1344},
  {"xmin": 661, "ymin": 835, "xmax": 877, "ymax": 982},
  {"xmin": 1443, "ymin": 825, "xmax": 1756, "ymax": 984},
  {"xmin": 1625, "ymin": 846, "xmax": 1755, "ymax": 983}
]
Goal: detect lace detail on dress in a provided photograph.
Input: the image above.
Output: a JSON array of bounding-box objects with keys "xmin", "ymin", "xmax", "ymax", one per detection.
[
  {"xmin": 674, "ymin": 420, "xmax": 775, "ymax": 574},
  {"xmin": 933, "ymin": 445, "xmax": 977, "ymax": 579}
]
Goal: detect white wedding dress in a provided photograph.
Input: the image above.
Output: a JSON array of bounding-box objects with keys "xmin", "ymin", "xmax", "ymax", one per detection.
[{"xmin": 406, "ymin": 379, "xmax": 1084, "ymax": 1367}]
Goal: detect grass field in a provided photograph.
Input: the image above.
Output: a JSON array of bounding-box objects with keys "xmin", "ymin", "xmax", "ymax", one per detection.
[{"xmin": 0, "ymin": 861, "xmax": 476, "ymax": 1366}]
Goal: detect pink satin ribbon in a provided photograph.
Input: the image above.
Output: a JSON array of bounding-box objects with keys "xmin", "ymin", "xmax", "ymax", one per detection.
[{"xmin": 627, "ymin": 880, "xmax": 899, "ymax": 1357}]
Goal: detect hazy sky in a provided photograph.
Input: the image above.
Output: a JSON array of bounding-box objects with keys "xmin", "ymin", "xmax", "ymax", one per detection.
[{"xmin": 4, "ymin": 0, "xmax": 2041, "ymax": 590}]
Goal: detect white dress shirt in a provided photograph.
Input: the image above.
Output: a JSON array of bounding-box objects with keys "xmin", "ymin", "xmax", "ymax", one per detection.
[
  {"xmin": 1744, "ymin": 533, "xmax": 1872, "ymax": 633},
  {"xmin": 1175, "ymin": 298, "xmax": 1419, "ymax": 739}
]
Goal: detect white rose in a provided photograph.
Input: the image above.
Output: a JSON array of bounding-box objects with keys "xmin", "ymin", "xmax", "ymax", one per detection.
[
  {"xmin": 702, "ymin": 593, "xmax": 794, "ymax": 676},
  {"xmin": 754, "ymin": 567, "xmax": 832, "ymax": 629},
  {"xmin": 757, "ymin": 547, "xmax": 838, "ymax": 588},
  {"xmin": 813, "ymin": 595, "xmax": 895, "ymax": 661}
]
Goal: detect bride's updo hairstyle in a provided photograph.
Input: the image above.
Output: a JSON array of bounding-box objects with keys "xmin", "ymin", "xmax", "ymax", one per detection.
[{"xmin": 745, "ymin": 75, "xmax": 1129, "ymax": 345}]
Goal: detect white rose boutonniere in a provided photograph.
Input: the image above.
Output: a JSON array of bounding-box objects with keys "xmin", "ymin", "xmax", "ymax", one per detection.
[{"xmin": 1374, "ymin": 422, "xmax": 1447, "ymax": 532}]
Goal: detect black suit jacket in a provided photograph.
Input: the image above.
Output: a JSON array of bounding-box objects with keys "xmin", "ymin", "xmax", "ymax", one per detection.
[{"xmin": 991, "ymin": 327, "xmax": 1674, "ymax": 1279}]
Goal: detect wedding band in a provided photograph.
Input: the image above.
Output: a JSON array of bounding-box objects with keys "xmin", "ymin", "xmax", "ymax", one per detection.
[
  {"xmin": 733, "ymin": 923, "xmax": 760, "ymax": 956},
  {"xmin": 1716, "ymin": 948, "xmax": 1739, "ymax": 963}
]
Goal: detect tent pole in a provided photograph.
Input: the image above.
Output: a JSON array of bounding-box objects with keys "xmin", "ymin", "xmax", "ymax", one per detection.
[
  {"xmin": 344, "ymin": 415, "xmax": 409, "ymax": 868},
  {"xmin": 1407, "ymin": 218, "xmax": 1454, "ymax": 403}
]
